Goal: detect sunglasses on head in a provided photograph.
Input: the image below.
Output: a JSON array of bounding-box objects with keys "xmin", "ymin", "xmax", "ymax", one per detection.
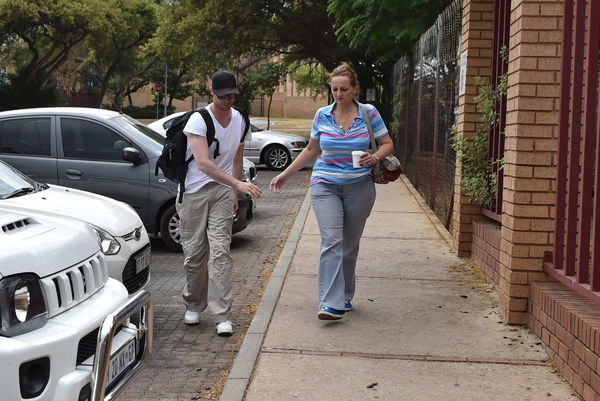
[{"xmin": 217, "ymin": 94, "xmax": 236, "ymax": 100}]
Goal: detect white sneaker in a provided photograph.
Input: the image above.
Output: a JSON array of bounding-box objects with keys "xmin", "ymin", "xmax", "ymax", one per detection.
[
  {"xmin": 184, "ymin": 310, "xmax": 200, "ymax": 325},
  {"xmin": 216, "ymin": 320, "xmax": 233, "ymax": 337}
]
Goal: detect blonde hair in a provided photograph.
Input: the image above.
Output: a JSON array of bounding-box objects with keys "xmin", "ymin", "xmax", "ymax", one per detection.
[{"xmin": 329, "ymin": 62, "xmax": 359, "ymax": 90}]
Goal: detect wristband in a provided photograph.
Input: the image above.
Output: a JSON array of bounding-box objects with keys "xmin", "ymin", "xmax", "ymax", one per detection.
[{"xmin": 372, "ymin": 153, "xmax": 380, "ymax": 162}]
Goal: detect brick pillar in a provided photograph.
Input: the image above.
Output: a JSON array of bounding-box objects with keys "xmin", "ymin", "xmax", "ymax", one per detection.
[
  {"xmin": 451, "ymin": 0, "xmax": 495, "ymax": 257},
  {"xmin": 498, "ymin": 0, "xmax": 562, "ymax": 324}
]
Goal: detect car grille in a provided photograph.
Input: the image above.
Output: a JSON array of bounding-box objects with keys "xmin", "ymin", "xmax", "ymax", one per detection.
[
  {"xmin": 41, "ymin": 252, "xmax": 108, "ymax": 318},
  {"xmin": 77, "ymin": 327, "xmax": 99, "ymax": 365},
  {"xmin": 77, "ymin": 325, "xmax": 124, "ymax": 365},
  {"xmin": 122, "ymin": 245, "xmax": 150, "ymax": 294}
]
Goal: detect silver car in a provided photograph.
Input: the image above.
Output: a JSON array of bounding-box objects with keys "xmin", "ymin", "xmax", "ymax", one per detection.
[
  {"xmin": 148, "ymin": 113, "xmax": 307, "ymax": 170},
  {"xmin": 0, "ymin": 107, "xmax": 257, "ymax": 252}
]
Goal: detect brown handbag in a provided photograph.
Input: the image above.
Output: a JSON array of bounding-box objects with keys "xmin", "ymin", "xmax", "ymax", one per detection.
[{"xmin": 362, "ymin": 107, "xmax": 401, "ymax": 184}]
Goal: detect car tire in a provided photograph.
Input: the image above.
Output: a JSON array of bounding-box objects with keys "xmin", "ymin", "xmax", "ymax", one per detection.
[
  {"xmin": 160, "ymin": 204, "xmax": 183, "ymax": 253},
  {"xmin": 264, "ymin": 145, "xmax": 291, "ymax": 170}
]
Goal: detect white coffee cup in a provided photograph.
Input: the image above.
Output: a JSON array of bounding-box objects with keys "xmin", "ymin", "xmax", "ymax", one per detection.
[{"xmin": 352, "ymin": 151, "xmax": 365, "ymax": 168}]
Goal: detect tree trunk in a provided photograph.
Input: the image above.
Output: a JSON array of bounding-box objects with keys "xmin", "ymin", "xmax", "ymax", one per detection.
[{"xmin": 267, "ymin": 94, "xmax": 273, "ymax": 130}]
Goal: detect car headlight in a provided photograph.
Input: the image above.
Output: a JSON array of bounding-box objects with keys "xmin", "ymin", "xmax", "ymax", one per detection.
[
  {"xmin": 0, "ymin": 274, "xmax": 48, "ymax": 337},
  {"xmin": 290, "ymin": 141, "xmax": 306, "ymax": 148},
  {"xmin": 91, "ymin": 225, "xmax": 121, "ymax": 255}
]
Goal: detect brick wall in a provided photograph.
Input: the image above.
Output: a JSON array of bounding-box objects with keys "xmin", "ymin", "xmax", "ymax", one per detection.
[
  {"xmin": 498, "ymin": 0, "xmax": 562, "ymax": 324},
  {"xmin": 472, "ymin": 220, "xmax": 502, "ymax": 285},
  {"xmin": 451, "ymin": 0, "xmax": 495, "ymax": 257},
  {"xmin": 251, "ymin": 92, "xmax": 327, "ymax": 119},
  {"xmin": 529, "ymin": 282, "xmax": 600, "ymax": 401}
]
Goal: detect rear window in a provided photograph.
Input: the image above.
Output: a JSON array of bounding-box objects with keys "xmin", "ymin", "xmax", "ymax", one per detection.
[{"xmin": 0, "ymin": 118, "xmax": 51, "ymax": 156}]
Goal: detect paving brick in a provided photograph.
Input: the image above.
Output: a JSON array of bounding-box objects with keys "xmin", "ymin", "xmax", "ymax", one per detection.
[{"xmin": 117, "ymin": 170, "xmax": 311, "ymax": 401}]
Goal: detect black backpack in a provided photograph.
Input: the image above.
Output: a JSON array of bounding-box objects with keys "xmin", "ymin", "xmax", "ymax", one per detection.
[{"xmin": 154, "ymin": 107, "xmax": 250, "ymax": 202}]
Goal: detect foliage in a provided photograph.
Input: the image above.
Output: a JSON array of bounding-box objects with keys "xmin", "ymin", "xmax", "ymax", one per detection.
[
  {"xmin": 150, "ymin": 0, "xmax": 386, "ymax": 110},
  {"xmin": 121, "ymin": 104, "xmax": 175, "ymax": 119},
  {"xmin": 0, "ymin": 0, "xmax": 111, "ymax": 91},
  {"xmin": 0, "ymin": 73, "xmax": 60, "ymax": 110},
  {"xmin": 291, "ymin": 62, "xmax": 329, "ymax": 100},
  {"xmin": 451, "ymin": 72, "xmax": 507, "ymax": 208},
  {"xmin": 81, "ymin": 0, "xmax": 159, "ymax": 108},
  {"xmin": 234, "ymin": 81, "xmax": 256, "ymax": 114},
  {"xmin": 0, "ymin": 0, "xmax": 454, "ymax": 116},
  {"xmin": 327, "ymin": 0, "xmax": 452, "ymax": 64},
  {"xmin": 247, "ymin": 62, "xmax": 287, "ymax": 128}
]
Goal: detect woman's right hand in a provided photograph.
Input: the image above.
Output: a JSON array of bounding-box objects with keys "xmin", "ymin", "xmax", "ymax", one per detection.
[{"xmin": 269, "ymin": 173, "xmax": 289, "ymax": 193}]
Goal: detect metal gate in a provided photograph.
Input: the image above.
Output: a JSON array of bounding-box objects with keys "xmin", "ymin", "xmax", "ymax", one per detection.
[{"xmin": 545, "ymin": 0, "xmax": 600, "ymax": 303}]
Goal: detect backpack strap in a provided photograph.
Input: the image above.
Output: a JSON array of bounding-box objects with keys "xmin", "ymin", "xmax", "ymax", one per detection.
[
  {"xmin": 177, "ymin": 156, "xmax": 194, "ymax": 203},
  {"xmin": 198, "ymin": 108, "xmax": 219, "ymax": 158},
  {"xmin": 235, "ymin": 107, "xmax": 251, "ymax": 143}
]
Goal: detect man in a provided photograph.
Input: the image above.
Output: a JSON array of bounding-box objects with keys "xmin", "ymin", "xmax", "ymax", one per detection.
[{"xmin": 177, "ymin": 70, "xmax": 262, "ymax": 336}]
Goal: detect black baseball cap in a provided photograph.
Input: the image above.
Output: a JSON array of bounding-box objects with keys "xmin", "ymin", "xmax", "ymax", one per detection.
[{"xmin": 212, "ymin": 70, "xmax": 240, "ymax": 97}]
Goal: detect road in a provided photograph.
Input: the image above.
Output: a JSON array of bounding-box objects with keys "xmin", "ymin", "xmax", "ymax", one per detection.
[{"xmin": 117, "ymin": 168, "xmax": 311, "ymax": 401}]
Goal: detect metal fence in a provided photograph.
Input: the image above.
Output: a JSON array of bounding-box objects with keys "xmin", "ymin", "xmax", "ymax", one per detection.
[
  {"xmin": 545, "ymin": 0, "xmax": 600, "ymax": 304},
  {"xmin": 391, "ymin": 0, "xmax": 462, "ymax": 228}
]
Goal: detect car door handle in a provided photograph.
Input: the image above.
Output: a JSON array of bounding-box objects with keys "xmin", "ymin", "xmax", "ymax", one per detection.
[{"xmin": 65, "ymin": 169, "xmax": 82, "ymax": 176}]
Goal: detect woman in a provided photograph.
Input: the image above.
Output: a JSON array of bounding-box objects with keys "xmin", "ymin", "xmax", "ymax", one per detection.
[{"xmin": 269, "ymin": 62, "xmax": 394, "ymax": 320}]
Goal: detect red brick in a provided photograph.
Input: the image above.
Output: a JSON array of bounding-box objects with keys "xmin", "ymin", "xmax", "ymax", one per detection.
[
  {"xmin": 574, "ymin": 339, "xmax": 587, "ymax": 360},
  {"xmin": 579, "ymin": 362, "xmax": 592, "ymax": 383},
  {"xmin": 590, "ymin": 371, "xmax": 600, "ymax": 393},
  {"xmin": 568, "ymin": 351, "xmax": 580, "ymax": 371},
  {"xmin": 584, "ymin": 347, "xmax": 598, "ymax": 370},
  {"xmin": 582, "ymin": 384, "xmax": 595, "ymax": 401},
  {"xmin": 573, "ymin": 374, "xmax": 585, "ymax": 396}
]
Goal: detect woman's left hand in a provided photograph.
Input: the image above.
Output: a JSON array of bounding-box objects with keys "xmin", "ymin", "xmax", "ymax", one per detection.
[{"xmin": 360, "ymin": 152, "xmax": 379, "ymax": 167}]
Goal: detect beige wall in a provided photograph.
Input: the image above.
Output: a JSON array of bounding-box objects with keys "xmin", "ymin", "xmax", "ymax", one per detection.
[
  {"xmin": 452, "ymin": 0, "xmax": 562, "ymax": 324},
  {"xmin": 451, "ymin": 0, "xmax": 495, "ymax": 258},
  {"xmin": 130, "ymin": 72, "xmax": 327, "ymax": 118},
  {"xmin": 497, "ymin": 0, "xmax": 562, "ymax": 324}
]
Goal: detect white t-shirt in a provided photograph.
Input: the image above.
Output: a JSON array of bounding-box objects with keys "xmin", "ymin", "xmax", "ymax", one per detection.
[{"xmin": 182, "ymin": 105, "xmax": 252, "ymax": 194}]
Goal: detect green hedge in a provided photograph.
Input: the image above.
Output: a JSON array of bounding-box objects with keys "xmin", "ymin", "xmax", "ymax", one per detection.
[{"xmin": 120, "ymin": 105, "xmax": 175, "ymax": 119}]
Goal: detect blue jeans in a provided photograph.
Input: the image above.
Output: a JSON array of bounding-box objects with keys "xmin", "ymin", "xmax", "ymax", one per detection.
[{"xmin": 310, "ymin": 177, "xmax": 376, "ymax": 310}]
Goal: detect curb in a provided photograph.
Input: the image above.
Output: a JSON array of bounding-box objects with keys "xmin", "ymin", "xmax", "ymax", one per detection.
[
  {"xmin": 219, "ymin": 190, "xmax": 312, "ymax": 401},
  {"xmin": 399, "ymin": 175, "xmax": 454, "ymax": 247}
]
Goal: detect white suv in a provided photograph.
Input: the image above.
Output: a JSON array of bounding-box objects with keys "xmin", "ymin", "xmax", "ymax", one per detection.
[
  {"xmin": 0, "ymin": 208, "xmax": 152, "ymax": 401},
  {"xmin": 0, "ymin": 160, "xmax": 150, "ymax": 294}
]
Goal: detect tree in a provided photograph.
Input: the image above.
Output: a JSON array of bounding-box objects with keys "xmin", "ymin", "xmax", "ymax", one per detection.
[
  {"xmin": 291, "ymin": 62, "xmax": 330, "ymax": 101},
  {"xmin": 81, "ymin": 0, "xmax": 158, "ymax": 108},
  {"xmin": 327, "ymin": 0, "xmax": 451, "ymax": 64},
  {"xmin": 247, "ymin": 62, "xmax": 288, "ymax": 129},
  {"xmin": 0, "ymin": 0, "xmax": 111, "ymax": 103},
  {"xmin": 160, "ymin": 0, "xmax": 402, "ymax": 119}
]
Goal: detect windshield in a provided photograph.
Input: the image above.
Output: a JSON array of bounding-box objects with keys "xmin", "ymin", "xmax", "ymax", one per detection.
[
  {"xmin": 110, "ymin": 115, "xmax": 165, "ymax": 152},
  {"xmin": 0, "ymin": 161, "xmax": 45, "ymax": 198}
]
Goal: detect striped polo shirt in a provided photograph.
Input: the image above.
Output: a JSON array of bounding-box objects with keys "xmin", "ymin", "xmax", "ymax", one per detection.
[{"xmin": 310, "ymin": 100, "xmax": 388, "ymax": 185}]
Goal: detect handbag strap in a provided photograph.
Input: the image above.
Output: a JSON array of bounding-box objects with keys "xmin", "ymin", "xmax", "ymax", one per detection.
[{"xmin": 362, "ymin": 106, "xmax": 379, "ymax": 151}]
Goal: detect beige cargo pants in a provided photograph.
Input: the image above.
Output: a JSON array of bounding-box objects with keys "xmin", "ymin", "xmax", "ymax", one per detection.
[{"xmin": 176, "ymin": 182, "xmax": 234, "ymax": 324}]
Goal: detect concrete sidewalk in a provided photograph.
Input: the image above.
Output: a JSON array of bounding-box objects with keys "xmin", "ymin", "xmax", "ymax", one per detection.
[{"xmin": 220, "ymin": 177, "xmax": 579, "ymax": 401}]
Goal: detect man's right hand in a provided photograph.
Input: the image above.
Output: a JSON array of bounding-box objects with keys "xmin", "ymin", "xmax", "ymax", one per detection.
[{"xmin": 236, "ymin": 181, "xmax": 262, "ymax": 199}]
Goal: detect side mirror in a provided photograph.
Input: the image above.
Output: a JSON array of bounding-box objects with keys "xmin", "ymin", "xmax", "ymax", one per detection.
[{"xmin": 123, "ymin": 147, "xmax": 142, "ymax": 164}]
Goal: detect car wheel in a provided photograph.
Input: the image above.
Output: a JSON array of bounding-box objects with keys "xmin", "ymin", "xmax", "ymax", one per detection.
[
  {"xmin": 160, "ymin": 204, "xmax": 183, "ymax": 253},
  {"xmin": 264, "ymin": 145, "xmax": 291, "ymax": 170}
]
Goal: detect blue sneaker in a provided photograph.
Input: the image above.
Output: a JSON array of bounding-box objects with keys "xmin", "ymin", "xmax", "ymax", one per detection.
[
  {"xmin": 317, "ymin": 307, "xmax": 345, "ymax": 320},
  {"xmin": 344, "ymin": 301, "xmax": 353, "ymax": 311}
]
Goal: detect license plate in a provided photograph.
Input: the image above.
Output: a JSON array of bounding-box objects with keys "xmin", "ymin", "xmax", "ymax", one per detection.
[
  {"xmin": 108, "ymin": 338, "xmax": 136, "ymax": 387},
  {"xmin": 135, "ymin": 248, "xmax": 151, "ymax": 274}
]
